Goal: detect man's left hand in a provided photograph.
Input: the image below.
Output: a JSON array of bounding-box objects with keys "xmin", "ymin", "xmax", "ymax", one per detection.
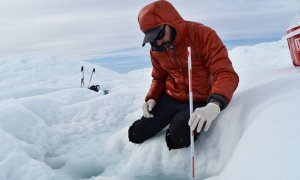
[{"xmin": 188, "ymin": 102, "xmax": 221, "ymax": 133}]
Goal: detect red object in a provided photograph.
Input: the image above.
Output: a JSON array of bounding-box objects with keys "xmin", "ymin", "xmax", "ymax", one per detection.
[
  {"xmin": 139, "ymin": 1, "xmax": 239, "ymax": 104},
  {"xmin": 286, "ymin": 26, "xmax": 300, "ymax": 66}
]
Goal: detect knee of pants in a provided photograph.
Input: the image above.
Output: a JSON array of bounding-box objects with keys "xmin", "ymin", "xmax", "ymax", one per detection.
[
  {"xmin": 166, "ymin": 125, "xmax": 200, "ymax": 150},
  {"xmin": 128, "ymin": 119, "xmax": 154, "ymax": 144},
  {"xmin": 165, "ymin": 130, "xmax": 188, "ymax": 150},
  {"xmin": 169, "ymin": 120, "xmax": 190, "ymax": 146}
]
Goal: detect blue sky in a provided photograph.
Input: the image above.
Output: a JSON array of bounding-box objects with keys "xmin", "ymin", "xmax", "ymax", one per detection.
[{"xmin": 0, "ymin": 0, "xmax": 299, "ymax": 72}]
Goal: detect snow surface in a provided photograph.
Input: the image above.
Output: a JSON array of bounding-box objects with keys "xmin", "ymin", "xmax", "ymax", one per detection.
[{"xmin": 0, "ymin": 39, "xmax": 300, "ymax": 180}]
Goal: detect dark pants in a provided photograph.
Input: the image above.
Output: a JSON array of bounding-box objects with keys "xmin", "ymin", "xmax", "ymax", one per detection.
[{"xmin": 128, "ymin": 94, "xmax": 206, "ymax": 150}]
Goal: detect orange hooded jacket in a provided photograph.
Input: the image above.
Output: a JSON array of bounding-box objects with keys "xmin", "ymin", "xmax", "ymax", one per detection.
[{"xmin": 138, "ymin": 0, "xmax": 239, "ymax": 110}]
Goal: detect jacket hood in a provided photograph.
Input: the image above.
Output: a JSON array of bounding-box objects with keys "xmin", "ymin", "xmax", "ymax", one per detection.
[{"xmin": 138, "ymin": 0, "xmax": 188, "ymax": 46}]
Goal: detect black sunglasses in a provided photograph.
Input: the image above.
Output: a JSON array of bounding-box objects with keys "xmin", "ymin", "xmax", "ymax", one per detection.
[{"xmin": 153, "ymin": 25, "xmax": 166, "ymax": 42}]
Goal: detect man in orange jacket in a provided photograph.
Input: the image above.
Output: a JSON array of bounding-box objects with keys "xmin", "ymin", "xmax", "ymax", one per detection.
[{"xmin": 128, "ymin": 0, "xmax": 239, "ymax": 150}]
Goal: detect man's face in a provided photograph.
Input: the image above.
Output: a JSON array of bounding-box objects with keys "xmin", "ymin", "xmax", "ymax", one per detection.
[
  {"xmin": 150, "ymin": 25, "xmax": 173, "ymax": 51},
  {"xmin": 154, "ymin": 25, "xmax": 172, "ymax": 49}
]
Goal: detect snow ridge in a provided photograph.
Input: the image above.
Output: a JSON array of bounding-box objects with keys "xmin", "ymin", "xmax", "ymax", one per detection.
[{"xmin": 1, "ymin": 40, "xmax": 300, "ymax": 180}]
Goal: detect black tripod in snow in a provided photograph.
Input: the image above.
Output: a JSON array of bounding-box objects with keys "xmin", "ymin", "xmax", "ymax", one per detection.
[{"xmin": 81, "ymin": 66, "xmax": 100, "ymax": 92}]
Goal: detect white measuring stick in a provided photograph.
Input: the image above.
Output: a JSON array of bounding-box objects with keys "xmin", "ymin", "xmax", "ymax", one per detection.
[{"xmin": 187, "ymin": 47, "xmax": 195, "ymax": 179}]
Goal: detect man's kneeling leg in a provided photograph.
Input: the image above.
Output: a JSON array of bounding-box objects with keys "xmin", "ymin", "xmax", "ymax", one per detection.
[
  {"xmin": 165, "ymin": 129, "xmax": 191, "ymax": 150},
  {"xmin": 165, "ymin": 119, "xmax": 200, "ymax": 150},
  {"xmin": 128, "ymin": 119, "xmax": 158, "ymax": 144}
]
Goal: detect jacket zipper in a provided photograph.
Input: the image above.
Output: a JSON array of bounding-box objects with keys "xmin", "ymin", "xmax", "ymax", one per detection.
[{"xmin": 170, "ymin": 47, "xmax": 182, "ymax": 72}]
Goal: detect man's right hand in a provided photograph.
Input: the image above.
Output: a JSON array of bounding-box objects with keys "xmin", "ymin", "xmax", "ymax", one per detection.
[{"xmin": 142, "ymin": 99, "xmax": 156, "ymax": 118}]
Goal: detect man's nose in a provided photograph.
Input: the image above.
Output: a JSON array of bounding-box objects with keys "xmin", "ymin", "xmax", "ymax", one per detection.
[{"xmin": 156, "ymin": 39, "xmax": 163, "ymax": 46}]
